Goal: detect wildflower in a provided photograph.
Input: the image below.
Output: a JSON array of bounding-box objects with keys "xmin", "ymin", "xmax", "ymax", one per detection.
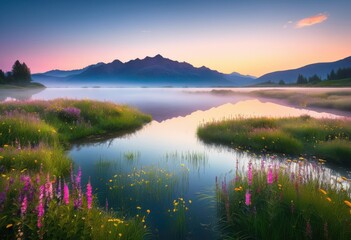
[
  {"xmin": 63, "ymin": 182, "xmax": 69, "ymax": 205},
  {"xmin": 344, "ymin": 200, "xmax": 351, "ymax": 208},
  {"xmin": 86, "ymin": 179, "xmax": 93, "ymax": 209},
  {"xmin": 37, "ymin": 185, "xmax": 45, "ymax": 229},
  {"xmin": 319, "ymin": 189, "xmax": 327, "ymax": 195},
  {"xmin": 245, "ymin": 190, "xmax": 251, "ymax": 206},
  {"xmin": 146, "ymin": 209, "xmax": 151, "ymax": 214},
  {"xmin": 6, "ymin": 224, "xmax": 13, "ymax": 228},
  {"xmin": 45, "ymin": 174, "xmax": 53, "ymax": 201},
  {"xmin": 267, "ymin": 165, "xmax": 273, "ymax": 185},
  {"xmin": 136, "ymin": 206, "xmax": 142, "ymax": 210},
  {"xmin": 57, "ymin": 178, "xmax": 62, "ymax": 200},
  {"xmin": 105, "ymin": 198, "xmax": 109, "ymax": 211},
  {"xmin": 21, "ymin": 196, "xmax": 28, "ymax": 217}
]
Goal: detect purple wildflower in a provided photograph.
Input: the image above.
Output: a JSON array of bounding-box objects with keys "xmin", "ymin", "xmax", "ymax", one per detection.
[
  {"xmin": 37, "ymin": 185, "xmax": 45, "ymax": 229},
  {"xmin": 245, "ymin": 190, "xmax": 251, "ymax": 206},
  {"xmin": 57, "ymin": 177, "xmax": 62, "ymax": 201},
  {"xmin": 86, "ymin": 179, "xmax": 92, "ymax": 209},
  {"xmin": 105, "ymin": 198, "xmax": 109, "ymax": 212}
]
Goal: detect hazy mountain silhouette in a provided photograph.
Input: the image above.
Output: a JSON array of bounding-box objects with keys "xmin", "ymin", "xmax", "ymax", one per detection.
[
  {"xmin": 32, "ymin": 55, "xmax": 255, "ymax": 87},
  {"xmin": 257, "ymin": 56, "xmax": 351, "ymax": 84}
]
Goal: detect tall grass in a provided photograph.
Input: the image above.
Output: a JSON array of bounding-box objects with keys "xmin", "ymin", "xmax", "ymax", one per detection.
[
  {"xmin": 216, "ymin": 159, "xmax": 351, "ymax": 239},
  {"xmin": 198, "ymin": 116, "xmax": 351, "ymax": 166}
]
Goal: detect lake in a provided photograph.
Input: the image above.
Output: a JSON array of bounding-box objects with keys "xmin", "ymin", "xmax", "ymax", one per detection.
[{"xmin": 2, "ymin": 88, "xmax": 350, "ymax": 239}]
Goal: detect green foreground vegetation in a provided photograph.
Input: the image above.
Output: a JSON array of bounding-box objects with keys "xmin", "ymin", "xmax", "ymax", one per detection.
[
  {"xmin": 217, "ymin": 159, "xmax": 351, "ymax": 239},
  {"xmin": 198, "ymin": 116, "xmax": 351, "ymax": 166},
  {"xmin": 0, "ymin": 99, "xmax": 151, "ymax": 239}
]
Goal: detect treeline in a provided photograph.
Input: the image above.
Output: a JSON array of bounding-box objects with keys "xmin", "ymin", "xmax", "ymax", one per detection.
[
  {"xmin": 0, "ymin": 60, "xmax": 31, "ymax": 84},
  {"xmin": 295, "ymin": 67, "xmax": 351, "ymax": 85}
]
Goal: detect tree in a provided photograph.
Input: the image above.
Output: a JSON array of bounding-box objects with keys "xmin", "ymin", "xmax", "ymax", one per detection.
[
  {"xmin": 278, "ymin": 80, "xmax": 285, "ymax": 85},
  {"xmin": 327, "ymin": 70, "xmax": 336, "ymax": 80},
  {"xmin": 11, "ymin": 60, "xmax": 31, "ymax": 83},
  {"xmin": 0, "ymin": 69, "xmax": 5, "ymax": 84},
  {"xmin": 296, "ymin": 74, "xmax": 307, "ymax": 84},
  {"xmin": 308, "ymin": 74, "xmax": 321, "ymax": 84}
]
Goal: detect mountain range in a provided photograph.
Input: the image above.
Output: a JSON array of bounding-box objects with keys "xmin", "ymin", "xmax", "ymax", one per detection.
[
  {"xmin": 256, "ymin": 56, "xmax": 351, "ymax": 84},
  {"xmin": 32, "ymin": 55, "xmax": 351, "ymax": 87}
]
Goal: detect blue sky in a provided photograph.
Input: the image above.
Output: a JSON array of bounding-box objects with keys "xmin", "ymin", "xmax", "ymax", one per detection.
[{"xmin": 1, "ymin": 0, "xmax": 350, "ymax": 76}]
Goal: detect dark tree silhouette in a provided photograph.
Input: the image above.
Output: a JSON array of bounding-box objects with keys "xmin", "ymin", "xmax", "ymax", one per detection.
[
  {"xmin": 296, "ymin": 74, "xmax": 307, "ymax": 84},
  {"xmin": 308, "ymin": 74, "xmax": 321, "ymax": 84},
  {"xmin": 278, "ymin": 79, "xmax": 285, "ymax": 85},
  {"xmin": 0, "ymin": 69, "xmax": 6, "ymax": 84},
  {"xmin": 11, "ymin": 60, "xmax": 31, "ymax": 83}
]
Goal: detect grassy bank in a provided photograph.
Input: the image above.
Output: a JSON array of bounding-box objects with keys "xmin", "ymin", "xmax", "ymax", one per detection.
[
  {"xmin": 216, "ymin": 159, "xmax": 351, "ymax": 239},
  {"xmin": 0, "ymin": 82, "xmax": 45, "ymax": 89},
  {"xmin": 197, "ymin": 116, "xmax": 351, "ymax": 166},
  {"xmin": 251, "ymin": 89, "xmax": 351, "ymax": 112},
  {"xmin": 0, "ymin": 99, "xmax": 151, "ymax": 239}
]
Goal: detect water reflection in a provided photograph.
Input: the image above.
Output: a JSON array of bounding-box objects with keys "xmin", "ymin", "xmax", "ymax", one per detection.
[{"xmin": 69, "ymin": 99, "xmax": 348, "ymax": 239}]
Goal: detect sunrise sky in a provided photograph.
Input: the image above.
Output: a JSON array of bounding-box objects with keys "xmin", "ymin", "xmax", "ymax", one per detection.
[{"xmin": 0, "ymin": 0, "xmax": 350, "ymax": 77}]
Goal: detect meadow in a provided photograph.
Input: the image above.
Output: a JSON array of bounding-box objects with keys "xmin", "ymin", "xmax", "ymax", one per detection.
[
  {"xmin": 0, "ymin": 99, "xmax": 151, "ymax": 239},
  {"xmin": 197, "ymin": 115, "xmax": 351, "ymax": 167}
]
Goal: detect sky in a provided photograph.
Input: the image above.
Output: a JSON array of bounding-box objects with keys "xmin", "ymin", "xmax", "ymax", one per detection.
[{"xmin": 0, "ymin": 0, "xmax": 350, "ymax": 77}]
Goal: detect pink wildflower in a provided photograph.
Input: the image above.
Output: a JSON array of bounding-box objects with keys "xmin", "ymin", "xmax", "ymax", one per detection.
[
  {"xmin": 245, "ymin": 190, "xmax": 251, "ymax": 206},
  {"xmin": 21, "ymin": 196, "xmax": 27, "ymax": 217},
  {"xmin": 86, "ymin": 179, "xmax": 93, "ymax": 209},
  {"xmin": 37, "ymin": 185, "xmax": 45, "ymax": 229},
  {"xmin": 267, "ymin": 165, "xmax": 273, "ymax": 185},
  {"xmin": 63, "ymin": 182, "xmax": 69, "ymax": 205}
]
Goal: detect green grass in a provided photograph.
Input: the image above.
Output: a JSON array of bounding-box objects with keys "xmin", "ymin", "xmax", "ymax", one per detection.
[
  {"xmin": 197, "ymin": 116, "xmax": 351, "ymax": 166},
  {"xmin": 216, "ymin": 159, "xmax": 351, "ymax": 239},
  {"xmin": 314, "ymin": 78, "xmax": 351, "ymax": 87},
  {"xmin": 0, "ymin": 99, "xmax": 151, "ymax": 175}
]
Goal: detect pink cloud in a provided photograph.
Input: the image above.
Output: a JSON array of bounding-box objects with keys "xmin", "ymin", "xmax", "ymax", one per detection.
[{"xmin": 295, "ymin": 13, "xmax": 328, "ymax": 28}]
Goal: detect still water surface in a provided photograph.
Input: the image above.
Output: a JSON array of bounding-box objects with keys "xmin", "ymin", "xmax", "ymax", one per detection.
[{"xmin": 4, "ymin": 88, "xmax": 351, "ymax": 239}]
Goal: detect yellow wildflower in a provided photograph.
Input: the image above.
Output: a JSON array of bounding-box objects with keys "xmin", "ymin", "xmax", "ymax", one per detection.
[
  {"xmin": 326, "ymin": 197, "xmax": 332, "ymax": 202},
  {"xmin": 344, "ymin": 200, "xmax": 351, "ymax": 208},
  {"xmin": 3, "ymin": 144, "xmax": 9, "ymax": 148},
  {"xmin": 6, "ymin": 224, "xmax": 13, "ymax": 228},
  {"xmin": 319, "ymin": 189, "xmax": 327, "ymax": 195},
  {"xmin": 136, "ymin": 206, "xmax": 142, "ymax": 210},
  {"xmin": 146, "ymin": 209, "xmax": 151, "ymax": 214}
]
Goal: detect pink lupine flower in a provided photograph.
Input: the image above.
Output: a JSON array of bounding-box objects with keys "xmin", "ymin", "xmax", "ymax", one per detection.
[
  {"xmin": 248, "ymin": 161, "xmax": 253, "ymax": 186},
  {"xmin": 267, "ymin": 165, "xmax": 273, "ymax": 185},
  {"xmin": 63, "ymin": 182, "xmax": 69, "ymax": 205},
  {"xmin": 45, "ymin": 174, "xmax": 53, "ymax": 201},
  {"xmin": 21, "ymin": 196, "xmax": 27, "ymax": 217},
  {"xmin": 245, "ymin": 190, "xmax": 251, "ymax": 206},
  {"xmin": 37, "ymin": 185, "xmax": 45, "ymax": 229},
  {"xmin": 105, "ymin": 198, "xmax": 109, "ymax": 212},
  {"xmin": 86, "ymin": 179, "xmax": 93, "ymax": 209}
]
